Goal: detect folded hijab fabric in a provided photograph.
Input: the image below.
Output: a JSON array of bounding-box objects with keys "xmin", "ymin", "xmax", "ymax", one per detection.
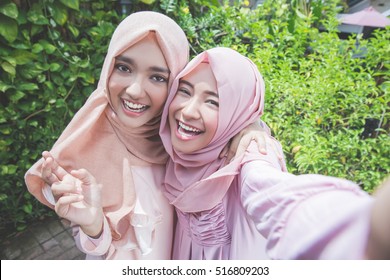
[{"xmin": 25, "ymin": 11, "xmax": 189, "ymax": 258}]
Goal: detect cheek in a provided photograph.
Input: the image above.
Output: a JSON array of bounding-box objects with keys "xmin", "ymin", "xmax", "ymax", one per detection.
[
  {"xmin": 206, "ymin": 111, "xmax": 219, "ymax": 136},
  {"xmin": 151, "ymin": 87, "xmax": 169, "ymax": 110},
  {"xmin": 168, "ymin": 96, "xmax": 182, "ymax": 115}
]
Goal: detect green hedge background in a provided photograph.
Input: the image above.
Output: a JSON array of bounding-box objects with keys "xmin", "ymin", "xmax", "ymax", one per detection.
[{"xmin": 0, "ymin": 0, "xmax": 389, "ymax": 237}]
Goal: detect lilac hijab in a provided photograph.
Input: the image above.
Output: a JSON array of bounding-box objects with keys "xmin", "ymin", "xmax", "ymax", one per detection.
[{"xmin": 160, "ymin": 47, "xmax": 280, "ymax": 213}]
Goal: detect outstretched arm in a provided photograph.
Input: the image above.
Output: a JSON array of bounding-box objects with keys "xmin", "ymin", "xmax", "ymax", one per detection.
[{"xmin": 366, "ymin": 176, "xmax": 390, "ymax": 259}]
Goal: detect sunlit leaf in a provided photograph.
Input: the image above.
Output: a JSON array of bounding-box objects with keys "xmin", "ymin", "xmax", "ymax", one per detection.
[
  {"xmin": 60, "ymin": 0, "xmax": 79, "ymax": 11},
  {"xmin": 0, "ymin": 14, "xmax": 17, "ymax": 42},
  {"xmin": 48, "ymin": 2, "xmax": 68, "ymax": 26},
  {"xmin": 1, "ymin": 61, "xmax": 16, "ymax": 76},
  {"xmin": 0, "ymin": 2, "xmax": 18, "ymax": 19}
]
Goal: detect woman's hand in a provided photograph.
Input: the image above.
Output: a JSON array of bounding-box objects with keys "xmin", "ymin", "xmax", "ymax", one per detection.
[
  {"xmin": 53, "ymin": 169, "xmax": 104, "ymax": 238},
  {"xmin": 220, "ymin": 121, "xmax": 283, "ymax": 163}
]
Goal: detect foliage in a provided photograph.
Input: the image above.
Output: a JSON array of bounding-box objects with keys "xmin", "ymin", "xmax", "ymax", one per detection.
[
  {"xmin": 0, "ymin": 0, "xmax": 122, "ymax": 234},
  {"xmin": 0, "ymin": 0, "xmax": 389, "ymax": 236}
]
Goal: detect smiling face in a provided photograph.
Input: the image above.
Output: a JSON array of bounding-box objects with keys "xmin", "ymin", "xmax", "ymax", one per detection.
[
  {"xmin": 108, "ymin": 33, "xmax": 169, "ymax": 129},
  {"xmin": 168, "ymin": 62, "xmax": 219, "ymax": 154}
]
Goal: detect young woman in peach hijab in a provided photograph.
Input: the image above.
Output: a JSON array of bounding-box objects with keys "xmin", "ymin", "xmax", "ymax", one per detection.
[
  {"xmin": 24, "ymin": 11, "xmax": 190, "ymax": 260},
  {"xmin": 25, "ymin": 12, "xmax": 270, "ymax": 260},
  {"xmin": 159, "ymin": 47, "xmax": 389, "ymax": 259}
]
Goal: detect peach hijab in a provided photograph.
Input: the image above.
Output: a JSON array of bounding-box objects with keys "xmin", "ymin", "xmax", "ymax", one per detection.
[
  {"xmin": 160, "ymin": 47, "xmax": 285, "ymax": 213},
  {"xmin": 25, "ymin": 11, "xmax": 189, "ymax": 247}
]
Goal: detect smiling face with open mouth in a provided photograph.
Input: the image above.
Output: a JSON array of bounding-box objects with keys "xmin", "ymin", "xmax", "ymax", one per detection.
[
  {"xmin": 108, "ymin": 32, "xmax": 169, "ymax": 129},
  {"xmin": 168, "ymin": 62, "xmax": 219, "ymax": 154}
]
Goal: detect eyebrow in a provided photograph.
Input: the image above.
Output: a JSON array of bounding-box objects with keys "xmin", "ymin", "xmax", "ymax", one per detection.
[
  {"xmin": 180, "ymin": 79, "xmax": 219, "ymax": 98},
  {"xmin": 116, "ymin": 55, "xmax": 170, "ymax": 74}
]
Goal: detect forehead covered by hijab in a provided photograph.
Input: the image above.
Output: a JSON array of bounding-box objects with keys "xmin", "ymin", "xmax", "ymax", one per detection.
[
  {"xmin": 206, "ymin": 48, "xmax": 264, "ymax": 144},
  {"xmin": 98, "ymin": 11, "xmax": 189, "ymax": 89}
]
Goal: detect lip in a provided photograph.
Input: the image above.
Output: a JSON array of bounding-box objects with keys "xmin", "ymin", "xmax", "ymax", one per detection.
[
  {"xmin": 121, "ymin": 98, "xmax": 149, "ymax": 117},
  {"xmin": 175, "ymin": 120, "xmax": 203, "ymax": 141}
]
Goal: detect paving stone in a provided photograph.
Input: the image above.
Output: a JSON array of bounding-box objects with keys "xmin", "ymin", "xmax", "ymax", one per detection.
[
  {"xmin": 19, "ymin": 245, "xmax": 44, "ymax": 260},
  {"xmin": 59, "ymin": 246, "xmax": 85, "ymax": 260},
  {"xmin": 35, "ymin": 244, "xmax": 63, "ymax": 260},
  {"xmin": 41, "ymin": 238, "xmax": 60, "ymax": 251},
  {"xmin": 1, "ymin": 217, "xmax": 86, "ymax": 261},
  {"xmin": 30, "ymin": 223, "xmax": 52, "ymax": 243},
  {"xmin": 47, "ymin": 219, "xmax": 65, "ymax": 236},
  {"xmin": 55, "ymin": 231, "xmax": 75, "ymax": 250},
  {"xmin": 2, "ymin": 246, "xmax": 22, "ymax": 260}
]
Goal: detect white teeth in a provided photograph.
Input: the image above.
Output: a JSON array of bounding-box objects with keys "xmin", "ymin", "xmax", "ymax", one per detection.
[
  {"xmin": 123, "ymin": 100, "xmax": 147, "ymax": 111},
  {"xmin": 178, "ymin": 121, "xmax": 201, "ymax": 133}
]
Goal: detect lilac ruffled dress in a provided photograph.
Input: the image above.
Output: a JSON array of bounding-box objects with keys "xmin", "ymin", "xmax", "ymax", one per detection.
[{"xmin": 168, "ymin": 144, "xmax": 373, "ymax": 260}]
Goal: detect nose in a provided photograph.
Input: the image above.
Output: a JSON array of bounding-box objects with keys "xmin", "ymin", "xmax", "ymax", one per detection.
[
  {"xmin": 181, "ymin": 98, "xmax": 200, "ymax": 120},
  {"xmin": 125, "ymin": 78, "xmax": 143, "ymax": 99}
]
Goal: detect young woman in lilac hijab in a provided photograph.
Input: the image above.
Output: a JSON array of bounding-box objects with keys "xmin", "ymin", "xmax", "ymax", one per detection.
[{"xmin": 159, "ymin": 47, "xmax": 390, "ymax": 259}]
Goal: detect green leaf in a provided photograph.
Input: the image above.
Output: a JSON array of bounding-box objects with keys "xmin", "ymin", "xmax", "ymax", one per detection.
[
  {"xmin": 23, "ymin": 203, "xmax": 33, "ymax": 214},
  {"xmin": 60, "ymin": 0, "xmax": 79, "ymax": 11},
  {"xmin": 49, "ymin": 63, "xmax": 61, "ymax": 72},
  {"xmin": 0, "ymin": 127, "xmax": 11, "ymax": 135},
  {"xmin": 1, "ymin": 61, "xmax": 16, "ymax": 76},
  {"xmin": 0, "ymin": 81, "xmax": 13, "ymax": 92},
  {"xmin": 10, "ymin": 90, "xmax": 25, "ymax": 102},
  {"xmin": 0, "ymin": 193, "xmax": 8, "ymax": 201},
  {"xmin": 31, "ymin": 43, "xmax": 44, "ymax": 53},
  {"xmin": 67, "ymin": 24, "xmax": 79, "ymax": 37},
  {"xmin": 0, "ymin": 2, "xmax": 19, "ymax": 19},
  {"xmin": 39, "ymin": 40, "xmax": 56, "ymax": 54},
  {"xmin": 12, "ymin": 50, "xmax": 37, "ymax": 65},
  {"xmin": 0, "ymin": 14, "xmax": 17, "ymax": 42},
  {"xmin": 18, "ymin": 83, "xmax": 39, "ymax": 91},
  {"xmin": 3, "ymin": 56, "xmax": 16, "ymax": 66},
  {"xmin": 141, "ymin": 0, "xmax": 156, "ymax": 4},
  {"xmin": 48, "ymin": 2, "xmax": 68, "ymax": 26},
  {"xmin": 27, "ymin": 4, "xmax": 49, "ymax": 25}
]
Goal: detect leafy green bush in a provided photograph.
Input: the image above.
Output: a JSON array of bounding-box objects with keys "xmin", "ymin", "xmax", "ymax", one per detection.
[
  {"xmin": 1, "ymin": 0, "xmax": 389, "ymax": 236},
  {"xmin": 0, "ymin": 0, "xmax": 122, "ymax": 233}
]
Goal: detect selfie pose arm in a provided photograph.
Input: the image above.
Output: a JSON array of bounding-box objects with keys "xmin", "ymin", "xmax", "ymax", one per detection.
[{"xmin": 239, "ymin": 143, "xmax": 374, "ymax": 259}]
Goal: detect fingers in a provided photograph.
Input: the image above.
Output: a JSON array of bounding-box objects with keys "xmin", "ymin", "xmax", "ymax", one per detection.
[
  {"xmin": 252, "ymin": 133, "xmax": 267, "ymax": 155},
  {"xmin": 42, "ymin": 157, "xmax": 59, "ymax": 186},
  {"xmin": 71, "ymin": 169, "xmax": 102, "ymax": 207},
  {"xmin": 233, "ymin": 135, "xmax": 251, "ymax": 161},
  {"xmin": 219, "ymin": 144, "xmax": 229, "ymax": 159},
  {"xmin": 42, "ymin": 151, "xmax": 68, "ymax": 181},
  {"xmin": 269, "ymin": 139, "xmax": 284, "ymax": 161},
  {"xmin": 71, "ymin": 169, "xmax": 96, "ymax": 186},
  {"xmin": 55, "ymin": 194, "xmax": 83, "ymax": 218},
  {"xmin": 51, "ymin": 178, "xmax": 81, "ymax": 201}
]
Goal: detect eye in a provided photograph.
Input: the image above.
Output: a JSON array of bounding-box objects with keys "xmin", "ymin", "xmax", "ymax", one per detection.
[
  {"xmin": 115, "ymin": 63, "xmax": 131, "ymax": 73},
  {"xmin": 151, "ymin": 75, "xmax": 168, "ymax": 83},
  {"xmin": 178, "ymin": 87, "xmax": 191, "ymax": 96},
  {"xmin": 207, "ymin": 99, "xmax": 219, "ymax": 108}
]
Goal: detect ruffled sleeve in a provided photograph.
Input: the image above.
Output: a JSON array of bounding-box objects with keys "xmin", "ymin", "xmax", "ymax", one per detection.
[
  {"xmin": 73, "ymin": 216, "xmax": 112, "ymax": 258},
  {"xmin": 240, "ymin": 156, "xmax": 373, "ymax": 259}
]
